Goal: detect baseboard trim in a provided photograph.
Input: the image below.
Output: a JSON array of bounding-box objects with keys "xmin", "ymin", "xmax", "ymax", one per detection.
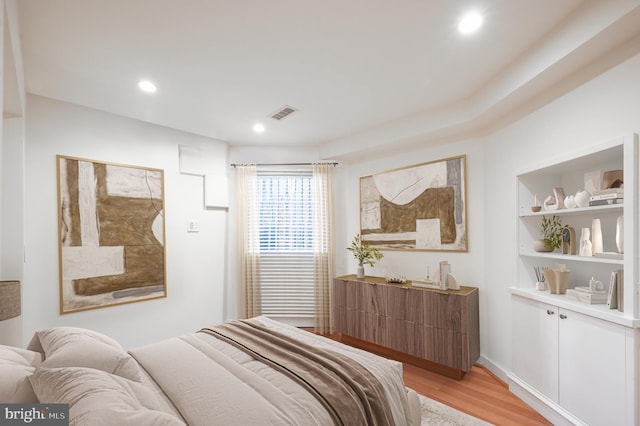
[
  {"xmin": 475, "ymin": 355, "xmax": 509, "ymax": 384},
  {"xmin": 507, "ymin": 373, "xmax": 587, "ymax": 426}
]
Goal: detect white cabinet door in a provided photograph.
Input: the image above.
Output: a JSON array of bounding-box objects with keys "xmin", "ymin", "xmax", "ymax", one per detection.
[
  {"xmin": 512, "ymin": 295, "xmax": 559, "ymax": 401},
  {"xmin": 558, "ymin": 308, "xmax": 626, "ymax": 426}
]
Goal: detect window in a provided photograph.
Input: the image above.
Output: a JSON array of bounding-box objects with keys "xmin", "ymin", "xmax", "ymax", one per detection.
[{"xmin": 256, "ymin": 170, "xmax": 315, "ymax": 326}]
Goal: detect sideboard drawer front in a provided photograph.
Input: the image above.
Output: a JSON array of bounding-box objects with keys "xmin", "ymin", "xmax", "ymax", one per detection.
[
  {"xmin": 333, "ymin": 276, "xmax": 479, "ymax": 375},
  {"xmin": 386, "ymin": 316, "xmax": 408, "ymax": 353}
]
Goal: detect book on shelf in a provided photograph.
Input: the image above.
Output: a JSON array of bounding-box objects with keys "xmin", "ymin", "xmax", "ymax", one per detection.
[
  {"xmin": 589, "ymin": 193, "xmax": 623, "ymax": 201},
  {"xmin": 589, "ymin": 198, "xmax": 623, "ymax": 206},
  {"xmin": 607, "ymin": 270, "xmax": 624, "ymax": 310},
  {"xmin": 567, "ymin": 288, "xmax": 608, "ymax": 304},
  {"xmin": 591, "ymin": 188, "xmax": 624, "ymax": 196},
  {"xmin": 617, "ymin": 269, "xmax": 624, "ymax": 312},
  {"xmin": 594, "ymin": 251, "xmax": 624, "ymax": 260}
]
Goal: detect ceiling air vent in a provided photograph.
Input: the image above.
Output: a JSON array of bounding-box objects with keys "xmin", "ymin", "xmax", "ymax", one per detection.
[{"xmin": 270, "ymin": 105, "xmax": 297, "ymax": 121}]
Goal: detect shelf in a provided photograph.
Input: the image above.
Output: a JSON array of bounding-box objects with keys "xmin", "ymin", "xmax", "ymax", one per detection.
[
  {"xmin": 519, "ymin": 204, "xmax": 623, "ymax": 218},
  {"xmin": 516, "ymin": 133, "xmax": 637, "ymax": 318},
  {"xmin": 510, "ymin": 287, "xmax": 638, "ymax": 328},
  {"xmin": 520, "ymin": 252, "xmax": 624, "ymax": 265}
]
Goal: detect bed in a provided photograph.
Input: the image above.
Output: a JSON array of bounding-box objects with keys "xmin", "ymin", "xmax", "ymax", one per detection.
[{"xmin": 1, "ymin": 316, "xmax": 422, "ymax": 425}]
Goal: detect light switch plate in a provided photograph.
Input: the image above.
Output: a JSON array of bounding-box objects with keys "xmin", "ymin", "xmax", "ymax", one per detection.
[{"xmin": 187, "ymin": 220, "xmax": 200, "ymax": 233}]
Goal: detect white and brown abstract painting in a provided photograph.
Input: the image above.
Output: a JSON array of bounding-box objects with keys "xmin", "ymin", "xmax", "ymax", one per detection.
[
  {"xmin": 57, "ymin": 156, "xmax": 166, "ymax": 314},
  {"xmin": 360, "ymin": 155, "xmax": 467, "ymax": 252}
]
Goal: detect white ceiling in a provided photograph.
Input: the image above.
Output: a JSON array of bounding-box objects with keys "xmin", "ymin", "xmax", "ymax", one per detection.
[{"xmin": 15, "ymin": 0, "xmax": 640, "ymax": 159}]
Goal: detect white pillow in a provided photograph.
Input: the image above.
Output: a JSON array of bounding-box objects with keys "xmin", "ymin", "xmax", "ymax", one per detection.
[
  {"xmin": 29, "ymin": 367, "xmax": 185, "ymax": 426},
  {"xmin": 31, "ymin": 327, "xmax": 140, "ymax": 382},
  {"xmin": 0, "ymin": 345, "xmax": 42, "ymax": 403}
]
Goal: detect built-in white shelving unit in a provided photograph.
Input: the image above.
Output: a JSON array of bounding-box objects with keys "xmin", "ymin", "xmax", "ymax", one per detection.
[{"xmin": 509, "ymin": 134, "xmax": 639, "ymax": 426}]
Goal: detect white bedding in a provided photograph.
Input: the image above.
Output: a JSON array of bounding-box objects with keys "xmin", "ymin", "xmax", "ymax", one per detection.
[{"xmin": 3, "ymin": 317, "xmax": 422, "ymax": 425}]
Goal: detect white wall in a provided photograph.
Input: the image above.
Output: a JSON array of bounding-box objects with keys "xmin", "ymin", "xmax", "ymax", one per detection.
[
  {"xmin": 482, "ymin": 52, "xmax": 640, "ymax": 374},
  {"xmin": 23, "ymin": 95, "xmax": 229, "ymax": 348}
]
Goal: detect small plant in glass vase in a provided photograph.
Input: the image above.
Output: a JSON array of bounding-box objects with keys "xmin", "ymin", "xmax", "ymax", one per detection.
[
  {"xmin": 534, "ymin": 215, "xmax": 568, "ymax": 252},
  {"xmin": 347, "ymin": 234, "xmax": 383, "ymax": 279}
]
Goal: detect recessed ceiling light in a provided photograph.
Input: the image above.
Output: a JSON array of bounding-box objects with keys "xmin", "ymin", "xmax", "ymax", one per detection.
[
  {"xmin": 253, "ymin": 123, "xmax": 265, "ymax": 133},
  {"xmin": 138, "ymin": 80, "xmax": 157, "ymax": 93},
  {"xmin": 458, "ymin": 11, "xmax": 483, "ymax": 35}
]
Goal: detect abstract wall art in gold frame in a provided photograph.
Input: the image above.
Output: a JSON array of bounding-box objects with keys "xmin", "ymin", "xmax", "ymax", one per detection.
[
  {"xmin": 359, "ymin": 155, "xmax": 468, "ymax": 252},
  {"xmin": 57, "ymin": 155, "xmax": 167, "ymax": 314}
]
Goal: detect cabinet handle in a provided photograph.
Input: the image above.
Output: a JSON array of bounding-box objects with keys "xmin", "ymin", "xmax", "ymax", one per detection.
[
  {"xmin": 546, "ymin": 309, "xmax": 555, "ymax": 315},
  {"xmin": 559, "ymin": 314, "xmax": 567, "ymax": 319}
]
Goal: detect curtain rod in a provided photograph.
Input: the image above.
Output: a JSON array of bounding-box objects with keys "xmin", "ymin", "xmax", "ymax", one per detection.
[{"xmin": 230, "ymin": 162, "xmax": 338, "ymax": 167}]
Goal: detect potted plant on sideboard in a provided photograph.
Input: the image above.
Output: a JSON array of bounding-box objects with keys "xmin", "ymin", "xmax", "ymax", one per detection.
[{"xmin": 347, "ymin": 233, "xmax": 383, "ymax": 278}]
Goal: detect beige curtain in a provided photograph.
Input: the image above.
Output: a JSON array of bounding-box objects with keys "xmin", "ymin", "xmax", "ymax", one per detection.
[
  {"xmin": 312, "ymin": 164, "xmax": 335, "ymax": 333},
  {"xmin": 236, "ymin": 165, "xmax": 261, "ymax": 318}
]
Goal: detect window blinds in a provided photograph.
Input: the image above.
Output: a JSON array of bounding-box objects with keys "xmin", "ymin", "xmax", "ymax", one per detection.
[{"xmin": 256, "ymin": 170, "xmax": 315, "ymax": 326}]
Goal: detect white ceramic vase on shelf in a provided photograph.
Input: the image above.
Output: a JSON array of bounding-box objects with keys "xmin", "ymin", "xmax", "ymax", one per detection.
[
  {"xmin": 574, "ymin": 190, "xmax": 591, "ymax": 208},
  {"xmin": 616, "ymin": 215, "xmax": 624, "ymax": 253},
  {"xmin": 564, "ymin": 195, "xmax": 576, "ymax": 209},
  {"xmin": 591, "ymin": 218, "xmax": 603, "ymax": 255}
]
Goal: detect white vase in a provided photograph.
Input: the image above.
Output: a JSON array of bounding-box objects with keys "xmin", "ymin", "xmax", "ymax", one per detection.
[
  {"xmin": 616, "ymin": 215, "xmax": 624, "ymax": 253},
  {"xmin": 591, "ymin": 218, "xmax": 603, "ymax": 255},
  {"xmin": 356, "ymin": 263, "xmax": 365, "ymax": 279},
  {"xmin": 574, "ymin": 190, "xmax": 591, "ymax": 208},
  {"xmin": 579, "ymin": 227, "xmax": 592, "ymax": 256},
  {"xmin": 564, "ymin": 195, "xmax": 576, "ymax": 209}
]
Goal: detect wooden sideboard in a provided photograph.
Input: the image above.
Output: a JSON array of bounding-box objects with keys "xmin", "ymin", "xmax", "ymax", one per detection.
[{"xmin": 333, "ymin": 275, "xmax": 480, "ymax": 379}]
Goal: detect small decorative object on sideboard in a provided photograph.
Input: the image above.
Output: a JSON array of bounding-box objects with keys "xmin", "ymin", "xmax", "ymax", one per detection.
[
  {"xmin": 439, "ymin": 260, "xmax": 451, "ymax": 290},
  {"xmin": 385, "ymin": 276, "xmax": 407, "ymax": 284},
  {"xmin": 347, "ymin": 233, "xmax": 383, "ymax": 279},
  {"xmin": 412, "ymin": 261, "xmax": 459, "ymax": 290}
]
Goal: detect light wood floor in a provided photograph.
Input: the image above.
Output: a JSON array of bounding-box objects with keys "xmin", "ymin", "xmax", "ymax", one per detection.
[{"xmin": 403, "ymin": 362, "xmax": 551, "ymax": 426}]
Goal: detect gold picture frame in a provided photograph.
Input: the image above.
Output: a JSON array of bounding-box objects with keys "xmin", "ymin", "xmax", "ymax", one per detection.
[
  {"xmin": 359, "ymin": 155, "xmax": 468, "ymax": 252},
  {"xmin": 57, "ymin": 155, "xmax": 167, "ymax": 314}
]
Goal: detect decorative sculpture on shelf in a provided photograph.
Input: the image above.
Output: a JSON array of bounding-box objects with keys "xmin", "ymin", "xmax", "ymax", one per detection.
[
  {"xmin": 562, "ymin": 227, "xmax": 576, "ymax": 255},
  {"xmin": 579, "ymin": 227, "xmax": 592, "ymax": 257}
]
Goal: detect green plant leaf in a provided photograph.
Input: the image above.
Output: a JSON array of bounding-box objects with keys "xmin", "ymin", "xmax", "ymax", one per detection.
[
  {"xmin": 540, "ymin": 215, "xmax": 568, "ymax": 250},
  {"xmin": 347, "ymin": 233, "xmax": 383, "ymax": 267}
]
